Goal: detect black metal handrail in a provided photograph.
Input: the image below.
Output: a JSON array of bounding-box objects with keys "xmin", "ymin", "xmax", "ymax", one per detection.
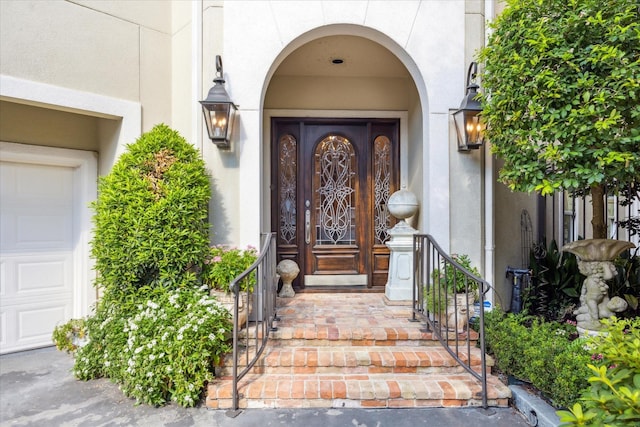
[
  {"xmin": 227, "ymin": 232, "xmax": 277, "ymax": 416},
  {"xmin": 412, "ymin": 234, "xmax": 490, "ymax": 408}
]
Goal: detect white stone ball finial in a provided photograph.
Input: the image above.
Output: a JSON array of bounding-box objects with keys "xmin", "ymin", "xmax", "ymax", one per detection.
[{"xmin": 387, "ymin": 189, "xmax": 418, "ymax": 221}]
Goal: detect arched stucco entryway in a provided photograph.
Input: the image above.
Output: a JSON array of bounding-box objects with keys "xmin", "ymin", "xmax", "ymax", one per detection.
[
  {"xmin": 259, "ymin": 26, "xmax": 427, "ymax": 290},
  {"xmin": 221, "ymin": 0, "xmax": 467, "ymax": 261}
]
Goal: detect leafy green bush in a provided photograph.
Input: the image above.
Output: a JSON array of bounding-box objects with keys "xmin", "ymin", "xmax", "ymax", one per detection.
[
  {"xmin": 484, "ymin": 310, "xmax": 530, "ymax": 380},
  {"xmin": 551, "ymin": 338, "xmax": 592, "ymax": 409},
  {"xmin": 203, "ymin": 245, "xmax": 258, "ymax": 293},
  {"xmin": 521, "ymin": 320, "xmax": 590, "ymax": 407},
  {"xmin": 484, "ymin": 311, "xmax": 590, "ymax": 408},
  {"xmin": 91, "ymin": 124, "xmax": 211, "ymax": 296},
  {"xmin": 71, "ymin": 124, "xmax": 233, "ymax": 407},
  {"xmin": 558, "ymin": 317, "xmax": 640, "ymax": 426}
]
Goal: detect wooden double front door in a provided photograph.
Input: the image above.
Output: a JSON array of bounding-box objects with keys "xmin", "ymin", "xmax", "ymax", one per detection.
[{"xmin": 271, "ymin": 118, "xmax": 400, "ymax": 291}]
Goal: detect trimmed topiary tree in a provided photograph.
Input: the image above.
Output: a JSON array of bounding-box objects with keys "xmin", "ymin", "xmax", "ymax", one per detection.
[
  {"xmin": 91, "ymin": 123, "xmax": 211, "ymax": 295},
  {"xmin": 479, "ymin": 0, "xmax": 640, "ymax": 238}
]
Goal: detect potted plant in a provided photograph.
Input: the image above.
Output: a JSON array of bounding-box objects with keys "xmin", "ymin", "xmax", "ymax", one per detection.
[
  {"xmin": 428, "ymin": 254, "xmax": 480, "ymax": 331},
  {"xmin": 203, "ymin": 245, "xmax": 258, "ymax": 327}
]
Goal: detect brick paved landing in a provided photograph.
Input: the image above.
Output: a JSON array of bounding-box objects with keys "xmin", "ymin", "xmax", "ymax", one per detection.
[{"xmin": 206, "ymin": 293, "xmax": 511, "ymax": 409}]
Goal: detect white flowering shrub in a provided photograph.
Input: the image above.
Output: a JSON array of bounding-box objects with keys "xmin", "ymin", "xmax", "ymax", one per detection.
[{"xmin": 74, "ymin": 285, "xmax": 232, "ymax": 406}]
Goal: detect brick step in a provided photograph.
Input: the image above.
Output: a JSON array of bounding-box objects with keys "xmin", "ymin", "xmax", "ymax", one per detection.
[
  {"xmin": 216, "ymin": 346, "xmax": 488, "ymax": 376},
  {"xmin": 207, "ymin": 294, "xmax": 509, "ymax": 410},
  {"xmin": 206, "ymin": 372, "xmax": 511, "ymax": 409},
  {"xmin": 241, "ymin": 325, "xmax": 479, "ymax": 347}
]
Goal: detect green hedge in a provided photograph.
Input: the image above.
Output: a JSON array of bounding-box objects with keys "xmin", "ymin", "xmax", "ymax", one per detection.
[{"xmin": 484, "ymin": 310, "xmax": 590, "ymax": 408}]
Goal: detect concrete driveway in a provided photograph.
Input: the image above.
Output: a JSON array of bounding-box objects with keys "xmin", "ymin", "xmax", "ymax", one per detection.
[{"xmin": 1, "ymin": 347, "xmax": 529, "ymax": 426}]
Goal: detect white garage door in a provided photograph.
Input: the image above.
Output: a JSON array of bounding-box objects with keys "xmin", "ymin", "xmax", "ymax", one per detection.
[{"xmin": 0, "ymin": 143, "xmax": 96, "ymax": 354}]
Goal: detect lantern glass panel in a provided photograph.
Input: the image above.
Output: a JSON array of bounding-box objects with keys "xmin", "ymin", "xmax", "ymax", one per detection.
[
  {"xmin": 453, "ymin": 109, "xmax": 484, "ymax": 150},
  {"xmin": 465, "ymin": 113, "xmax": 485, "ymax": 147},
  {"xmin": 204, "ymin": 104, "xmax": 230, "ymax": 139},
  {"xmin": 453, "ymin": 109, "xmax": 467, "ymax": 150}
]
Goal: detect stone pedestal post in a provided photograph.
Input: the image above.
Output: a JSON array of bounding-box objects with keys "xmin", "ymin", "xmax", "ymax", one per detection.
[
  {"xmin": 385, "ymin": 221, "xmax": 418, "ymax": 301},
  {"xmin": 385, "ymin": 189, "xmax": 419, "ymax": 301}
]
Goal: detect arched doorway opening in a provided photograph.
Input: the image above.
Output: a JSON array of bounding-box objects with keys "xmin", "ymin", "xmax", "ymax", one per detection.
[{"xmin": 263, "ymin": 34, "xmax": 424, "ymax": 292}]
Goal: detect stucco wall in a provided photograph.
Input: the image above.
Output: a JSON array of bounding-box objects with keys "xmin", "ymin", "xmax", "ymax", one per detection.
[
  {"xmin": 448, "ymin": 0, "xmax": 486, "ymax": 277},
  {"xmin": 265, "ymin": 76, "xmax": 412, "ymax": 111},
  {"xmin": 171, "ymin": 0, "xmax": 196, "ymax": 144},
  {"xmin": 406, "ymin": 86, "xmax": 424, "ymax": 230},
  {"xmin": 198, "ymin": 2, "xmax": 234, "ymax": 244},
  {"xmin": 0, "ymin": 0, "xmax": 171, "ymax": 171},
  {"xmin": 493, "ymin": 157, "xmax": 538, "ymax": 310}
]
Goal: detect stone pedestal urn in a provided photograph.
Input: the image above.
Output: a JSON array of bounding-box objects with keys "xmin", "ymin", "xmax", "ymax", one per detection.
[
  {"xmin": 277, "ymin": 259, "xmax": 299, "ymax": 298},
  {"xmin": 562, "ymin": 239, "xmax": 635, "ymax": 332}
]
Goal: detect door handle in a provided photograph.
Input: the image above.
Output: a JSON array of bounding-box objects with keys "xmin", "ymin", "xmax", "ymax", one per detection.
[{"xmin": 305, "ymin": 208, "xmax": 311, "ymax": 244}]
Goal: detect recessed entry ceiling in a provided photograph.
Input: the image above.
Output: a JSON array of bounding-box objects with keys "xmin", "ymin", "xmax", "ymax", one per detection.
[{"xmin": 275, "ymin": 35, "xmax": 410, "ymax": 78}]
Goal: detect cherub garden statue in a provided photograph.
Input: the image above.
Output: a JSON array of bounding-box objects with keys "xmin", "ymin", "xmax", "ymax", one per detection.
[
  {"xmin": 562, "ymin": 239, "xmax": 635, "ymax": 332},
  {"xmin": 572, "ymin": 260, "xmax": 627, "ymax": 330}
]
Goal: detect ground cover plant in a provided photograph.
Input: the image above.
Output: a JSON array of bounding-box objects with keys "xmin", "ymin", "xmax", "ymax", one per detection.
[
  {"xmin": 74, "ymin": 285, "xmax": 231, "ymax": 406},
  {"xmin": 69, "ymin": 124, "xmax": 232, "ymax": 406},
  {"xmin": 52, "ymin": 318, "xmax": 87, "ymax": 355}
]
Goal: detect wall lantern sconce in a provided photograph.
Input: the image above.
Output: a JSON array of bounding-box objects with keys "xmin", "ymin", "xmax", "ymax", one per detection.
[
  {"xmin": 200, "ymin": 55, "xmax": 237, "ymax": 148},
  {"xmin": 453, "ymin": 62, "xmax": 485, "ymax": 151}
]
